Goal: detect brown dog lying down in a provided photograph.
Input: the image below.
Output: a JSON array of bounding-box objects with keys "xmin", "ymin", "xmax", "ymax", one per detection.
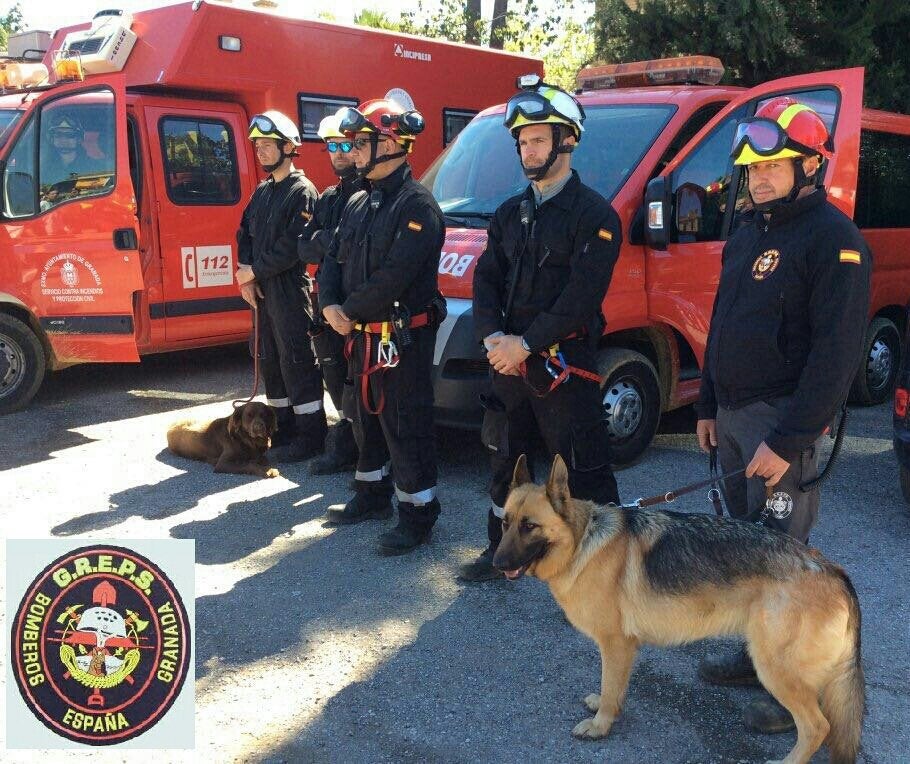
[{"xmin": 167, "ymin": 402, "xmax": 279, "ymax": 478}]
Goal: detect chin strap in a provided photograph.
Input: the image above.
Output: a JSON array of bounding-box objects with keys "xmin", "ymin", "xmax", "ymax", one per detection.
[
  {"xmin": 517, "ymin": 124, "xmax": 575, "ymax": 181},
  {"xmin": 262, "ymin": 145, "xmax": 297, "ymax": 175},
  {"xmin": 751, "ymin": 156, "xmax": 822, "ymax": 214},
  {"xmin": 356, "ymin": 134, "xmax": 408, "ymax": 178},
  {"xmin": 336, "ymin": 165, "xmax": 358, "ymax": 182}
]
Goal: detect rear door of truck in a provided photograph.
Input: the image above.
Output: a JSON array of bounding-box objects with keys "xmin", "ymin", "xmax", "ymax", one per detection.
[{"xmin": 141, "ymin": 98, "xmax": 255, "ymax": 343}]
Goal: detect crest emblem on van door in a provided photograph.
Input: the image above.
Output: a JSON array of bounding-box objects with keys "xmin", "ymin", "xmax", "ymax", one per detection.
[
  {"xmin": 60, "ymin": 261, "xmax": 79, "ymax": 288},
  {"xmin": 752, "ymin": 249, "xmax": 781, "ymax": 280}
]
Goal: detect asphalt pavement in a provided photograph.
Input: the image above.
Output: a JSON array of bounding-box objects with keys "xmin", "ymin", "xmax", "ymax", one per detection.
[{"xmin": 1, "ymin": 345, "xmax": 907, "ymax": 763}]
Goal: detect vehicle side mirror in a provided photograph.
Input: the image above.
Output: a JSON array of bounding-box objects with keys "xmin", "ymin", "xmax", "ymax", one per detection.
[
  {"xmin": 2, "ymin": 167, "xmax": 37, "ymax": 218},
  {"xmin": 644, "ymin": 175, "xmax": 671, "ymax": 251}
]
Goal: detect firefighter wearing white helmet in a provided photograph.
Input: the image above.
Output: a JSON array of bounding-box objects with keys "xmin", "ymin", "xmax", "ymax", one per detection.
[
  {"xmin": 301, "ymin": 109, "xmax": 366, "ymax": 475},
  {"xmin": 236, "ymin": 110, "xmax": 326, "ymax": 462},
  {"xmin": 460, "ymin": 75, "xmax": 622, "ymax": 581}
]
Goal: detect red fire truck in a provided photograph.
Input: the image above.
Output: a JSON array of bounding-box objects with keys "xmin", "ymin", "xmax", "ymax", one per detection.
[
  {"xmin": 426, "ymin": 58, "xmax": 910, "ymax": 463},
  {"xmin": 0, "ymin": 2, "xmax": 540, "ymax": 413}
]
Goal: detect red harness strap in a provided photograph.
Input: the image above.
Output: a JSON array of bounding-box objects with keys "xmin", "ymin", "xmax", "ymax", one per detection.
[{"xmin": 344, "ymin": 312, "xmax": 430, "ymax": 414}]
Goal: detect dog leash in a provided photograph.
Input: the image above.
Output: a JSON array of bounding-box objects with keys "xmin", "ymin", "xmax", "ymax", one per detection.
[
  {"xmin": 623, "ymin": 449, "xmax": 746, "ymax": 517},
  {"xmin": 233, "ymin": 306, "xmax": 260, "ymax": 408}
]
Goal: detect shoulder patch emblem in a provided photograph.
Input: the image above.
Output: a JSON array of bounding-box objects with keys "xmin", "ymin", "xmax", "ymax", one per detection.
[
  {"xmin": 752, "ymin": 249, "xmax": 781, "ymax": 280},
  {"xmin": 10, "ymin": 544, "xmax": 191, "ymax": 745},
  {"xmin": 839, "ymin": 249, "xmax": 862, "ymax": 265},
  {"xmin": 407, "ymin": 220, "xmax": 423, "ymax": 232},
  {"xmin": 597, "ymin": 228, "xmax": 613, "ymax": 241}
]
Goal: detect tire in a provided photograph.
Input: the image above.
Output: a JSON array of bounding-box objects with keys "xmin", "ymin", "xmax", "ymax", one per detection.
[
  {"xmin": 849, "ymin": 317, "xmax": 901, "ymax": 406},
  {"xmin": 0, "ymin": 313, "xmax": 46, "ymax": 414},
  {"xmin": 596, "ymin": 348, "xmax": 661, "ymax": 466},
  {"xmin": 901, "ymin": 465, "xmax": 910, "ymax": 508}
]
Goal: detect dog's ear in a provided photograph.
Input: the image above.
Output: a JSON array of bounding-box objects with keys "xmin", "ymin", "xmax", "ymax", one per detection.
[
  {"xmin": 546, "ymin": 454, "xmax": 571, "ymax": 512},
  {"xmin": 511, "ymin": 453, "xmax": 532, "ymax": 489},
  {"xmin": 227, "ymin": 407, "xmax": 244, "ymax": 437}
]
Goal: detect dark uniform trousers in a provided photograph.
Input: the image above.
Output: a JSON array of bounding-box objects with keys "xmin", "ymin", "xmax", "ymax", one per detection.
[
  {"xmin": 348, "ymin": 326, "xmax": 438, "ymax": 505},
  {"xmin": 716, "ymin": 397, "xmax": 821, "ymax": 544},
  {"xmin": 487, "ymin": 344, "xmax": 619, "ymax": 513},
  {"xmin": 255, "ymin": 274, "xmax": 324, "ymax": 417},
  {"xmin": 308, "ymin": 288, "xmax": 348, "ymax": 414}
]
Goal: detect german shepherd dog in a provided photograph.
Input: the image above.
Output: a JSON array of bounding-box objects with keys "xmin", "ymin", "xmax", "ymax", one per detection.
[{"xmin": 493, "ymin": 454, "xmax": 864, "ymax": 764}]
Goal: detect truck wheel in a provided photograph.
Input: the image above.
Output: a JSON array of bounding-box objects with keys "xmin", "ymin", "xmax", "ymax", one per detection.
[
  {"xmin": 596, "ymin": 348, "xmax": 661, "ymax": 467},
  {"xmin": 849, "ymin": 317, "xmax": 901, "ymax": 406},
  {"xmin": 0, "ymin": 313, "xmax": 46, "ymax": 414}
]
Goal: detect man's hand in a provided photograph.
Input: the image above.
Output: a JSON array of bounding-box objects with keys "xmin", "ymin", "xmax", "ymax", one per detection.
[
  {"xmin": 486, "ymin": 334, "xmax": 530, "ymax": 376},
  {"xmin": 746, "ymin": 441, "xmax": 790, "ymax": 487},
  {"xmin": 239, "ymin": 281, "xmax": 260, "ymax": 308},
  {"xmin": 323, "ymin": 304, "xmax": 354, "ymax": 336},
  {"xmin": 236, "ymin": 265, "xmax": 256, "ymax": 286},
  {"xmin": 696, "ymin": 419, "xmax": 717, "ymax": 454}
]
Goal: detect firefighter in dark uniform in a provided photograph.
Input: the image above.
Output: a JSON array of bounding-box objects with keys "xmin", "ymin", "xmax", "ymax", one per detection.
[
  {"xmin": 694, "ymin": 97, "xmax": 871, "ymax": 733},
  {"xmin": 318, "ymin": 99, "xmax": 445, "ymax": 555},
  {"xmin": 458, "ymin": 77, "xmax": 621, "ymax": 581},
  {"xmin": 236, "ymin": 111, "xmax": 327, "ymax": 461},
  {"xmin": 300, "ymin": 112, "xmax": 366, "ymax": 475}
]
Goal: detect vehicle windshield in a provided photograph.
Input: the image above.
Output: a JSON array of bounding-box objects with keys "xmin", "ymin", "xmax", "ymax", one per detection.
[
  {"xmin": 0, "ymin": 109, "xmax": 23, "ymax": 151},
  {"xmin": 423, "ymin": 104, "xmax": 676, "ymax": 219}
]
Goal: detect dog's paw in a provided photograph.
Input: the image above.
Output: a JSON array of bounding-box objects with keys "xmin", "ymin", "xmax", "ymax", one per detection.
[
  {"xmin": 266, "ymin": 468, "xmax": 280, "ymax": 478},
  {"xmin": 583, "ymin": 693, "xmax": 601, "ymax": 712},
  {"xmin": 572, "ymin": 715, "xmax": 613, "ymax": 740}
]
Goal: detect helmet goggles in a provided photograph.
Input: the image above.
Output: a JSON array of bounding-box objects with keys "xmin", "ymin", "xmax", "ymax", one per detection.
[
  {"xmin": 249, "ymin": 115, "xmax": 282, "ymax": 137},
  {"xmin": 504, "ymin": 88, "xmax": 585, "ymax": 135},
  {"xmin": 731, "ymin": 117, "xmax": 820, "ymax": 163}
]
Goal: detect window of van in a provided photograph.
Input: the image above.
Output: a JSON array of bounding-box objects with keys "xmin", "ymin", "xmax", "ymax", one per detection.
[
  {"xmin": 298, "ymin": 94, "xmax": 358, "ymax": 141},
  {"xmin": 0, "ymin": 109, "xmax": 23, "ymax": 150},
  {"xmin": 423, "ymin": 104, "xmax": 676, "ymax": 218},
  {"xmin": 855, "ymin": 129, "xmax": 910, "ymax": 229},
  {"xmin": 40, "ymin": 95, "xmax": 116, "ymax": 214},
  {"xmin": 442, "ymin": 108, "xmax": 477, "ymax": 147},
  {"xmin": 161, "ymin": 117, "xmax": 240, "ymax": 206},
  {"xmin": 672, "ymin": 88, "xmax": 839, "ymax": 243}
]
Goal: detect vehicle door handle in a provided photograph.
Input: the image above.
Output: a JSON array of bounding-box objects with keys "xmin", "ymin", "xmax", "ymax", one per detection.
[{"xmin": 113, "ymin": 228, "xmax": 138, "ymax": 250}]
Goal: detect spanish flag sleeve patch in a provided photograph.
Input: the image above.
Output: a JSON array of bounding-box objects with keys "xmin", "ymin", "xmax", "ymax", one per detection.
[
  {"xmin": 597, "ymin": 228, "xmax": 613, "ymax": 241},
  {"xmin": 407, "ymin": 220, "xmax": 423, "ymax": 232},
  {"xmin": 839, "ymin": 249, "xmax": 862, "ymax": 265}
]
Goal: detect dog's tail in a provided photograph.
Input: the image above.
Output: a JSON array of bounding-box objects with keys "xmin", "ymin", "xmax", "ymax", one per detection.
[{"xmin": 820, "ymin": 566, "xmax": 864, "ymax": 764}]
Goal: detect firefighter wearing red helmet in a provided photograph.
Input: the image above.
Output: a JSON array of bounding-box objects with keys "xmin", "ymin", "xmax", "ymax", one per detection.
[
  {"xmin": 317, "ymin": 98, "xmax": 447, "ymax": 555},
  {"xmin": 236, "ymin": 110, "xmax": 326, "ymax": 462},
  {"xmin": 694, "ymin": 97, "xmax": 871, "ymax": 732}
]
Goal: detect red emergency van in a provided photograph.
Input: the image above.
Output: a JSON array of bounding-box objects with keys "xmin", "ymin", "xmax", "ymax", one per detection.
[
  {"xmin": 425, "ymin": 58, "xmax": 910, "ymax": 463},
  {"xmin": 0, "ymin": 2, "xmax": 540, "ymax": 413}
]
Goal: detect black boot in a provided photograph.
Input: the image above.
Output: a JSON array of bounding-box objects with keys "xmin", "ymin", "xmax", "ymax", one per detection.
[
  {"xmin": 744, "ymin": 693, "xmax": 796, "ymax": 734},
  {"xmin": 377, "ymin": 499, "xmax": 439, "ymax": 556},
  {"xmin": 272, "ymin": 411, "xmax": 327, "ymax": 463},
  {"xmin": 697, "ymin": 644, "xmax": 760, "ymax": 686},
  {"xmin": 326, "ymin": 484, "xmax": 393, "ymax": 525},
  {"xmin": 309, "ymin": 420, "xmax": 358, "ymax": 475},
  {"xmin": 269, "ymin": 406, "xmax": 296, "ymax": 449},
  {"xmin": 457, "ymin": 509, "xmax": 504, "ymax": 582}
]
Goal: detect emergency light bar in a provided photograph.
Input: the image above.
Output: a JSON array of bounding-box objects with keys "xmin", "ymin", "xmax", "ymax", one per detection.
[
  {"xmin": 59, "ymin": 9, "xmax": 137, "ymax": 76},
  {"xmin": 577, "ymin": 55, "xmax": 724, "ymax": 91}
]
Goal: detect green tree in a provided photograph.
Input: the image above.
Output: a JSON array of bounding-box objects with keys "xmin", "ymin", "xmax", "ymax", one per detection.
[
  {"xmin": 353, "ymin": 9, "xmax": 405, "ymax": 31},
  {"xmin": 0, "ymin": 2, "xmax": 24, "ymax": 52},
  {"xmin": 592, "ymin": 0, "xmax": 910, "ymax": 112}
]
